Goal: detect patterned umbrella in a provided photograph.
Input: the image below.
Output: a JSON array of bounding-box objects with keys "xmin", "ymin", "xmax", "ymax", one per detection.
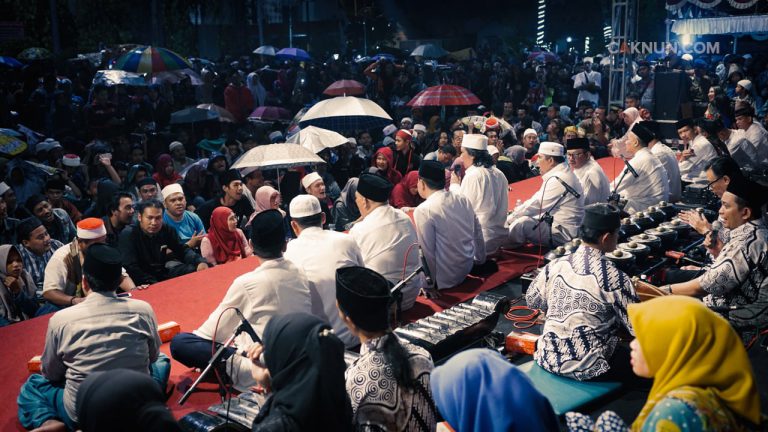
[
  {"xmin": 407, "ymin": 85, "xmax": 481, "ymax": 107},
  {"xmin": 527, "ymin": 51, "xmax": 559, "ymax": 63},
  {"xmin": 253, "ymin": 45, "xmax": 277, "ymax": 56},
  {"xmin": 249, "ymin": 106, "xmax": 292, "ymax": 121},
  {"xmin": 113, "ymin": 46, "xmax": 193, "ymax": 74},
  {"xmin": 0, "ymin": 56, "xmax": 23, "ymax": 68},
  {"xmin": 275, "ymin": 48, "xmax": 312, "ymax": 62},
  {"xmin": 299, "ymin": 96, "xmax": 392, "ymax": 132},
  {"xmin": 323, "ymin": 80, "xmax": 366, "ymax": 97},
  {"xmin": 0, "ymin": 133, "xmax": 28, "ymax": 156},
  {"xmin": 197, "ymin": 104, "xmax": 236, "ymax": 123},
  {"xmin": 18, "ymin": 48, "xmax": 52, "ymax": 61},
  {"xmin": 92, "ymin": 70, "xmax": 147, "ymax": 87}
]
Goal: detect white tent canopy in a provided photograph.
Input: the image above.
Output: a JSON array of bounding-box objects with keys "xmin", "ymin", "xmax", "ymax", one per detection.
[{"xmin": 671, "ymin": 15, "xmax": 768, "ymax": 35}]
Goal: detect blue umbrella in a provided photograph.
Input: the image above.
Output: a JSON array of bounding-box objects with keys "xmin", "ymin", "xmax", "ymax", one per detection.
[
  {"xmin": 276, "ymin": 48, "xmax": 312, "ymax": 62},
  {"xmin": 371, "ymin": 53, "xmax": 396, "ymax": 62},
  {"xmin": 0, "ymin": 56, "xmax": 23, "ymax": 68}
]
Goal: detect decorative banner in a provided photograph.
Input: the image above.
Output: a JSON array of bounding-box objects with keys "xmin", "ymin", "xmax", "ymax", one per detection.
[
  {"xmin": 727, "ymin": 0, "xmax": 759, "ymax": 8},
  {"xmin": 689, "ymin": 0, "xmax": 722, "ymax": 8}
]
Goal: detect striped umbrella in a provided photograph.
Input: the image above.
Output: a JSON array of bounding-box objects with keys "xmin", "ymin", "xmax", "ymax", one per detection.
[
  {"xmin": 0, "ymin": 56, "xmax": 23, "ymax": 68},
  {"xmin": 323, "ymin": 80, "xmax": 366, "ymax": 96},
  {"xmin": 113, "ymin": 46, "xmax": 192, "ymax": 74},
  {"xmin": 406, "ymin": 85, "xmax": 481, "ymax": 107}
]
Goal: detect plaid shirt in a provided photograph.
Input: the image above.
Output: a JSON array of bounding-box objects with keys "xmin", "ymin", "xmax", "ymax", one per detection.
[{"xmin": 19, "ymin": 240, "xmax": 64, "ymax": 290}]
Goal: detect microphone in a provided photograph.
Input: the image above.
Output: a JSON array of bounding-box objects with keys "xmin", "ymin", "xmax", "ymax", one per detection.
[
  {"xmin": 621, "ymin": 156, "xmax": 639, "ymax": 178},
  {"xmin": 554, "ymin": 176, "xmax": 581, "ymax": 198},
  {"xmin": 418, "ymin": 245, "xmax": 434, "ymax": 286},
  {"xmin": 234, "ymin": 308, "xmax": 261, "ymax": 344},
  {"xmin": 710, "ymin": 220, "xmax": 722, "ymax": 241}
]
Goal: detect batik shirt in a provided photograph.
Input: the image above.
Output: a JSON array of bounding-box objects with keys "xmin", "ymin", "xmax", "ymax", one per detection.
[
  {"xmin": 699, "ymin": 220, "xmax": 768, "ymax": 343},
  {"xmin": 18, "ymin": 240, "xmax": 65, "ymax": 290},
  {"xmin": 526, "ymin": 245, "xmax": 638, "ymax": 381},
  {"xmin": 346, "ymin": 334, "xmax": 437, "ymax": 432}
]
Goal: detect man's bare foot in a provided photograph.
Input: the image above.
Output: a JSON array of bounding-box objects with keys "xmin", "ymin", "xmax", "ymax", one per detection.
[{"xmin": 30, "ymin": 419, "xmax": 67, "ymax": 432}]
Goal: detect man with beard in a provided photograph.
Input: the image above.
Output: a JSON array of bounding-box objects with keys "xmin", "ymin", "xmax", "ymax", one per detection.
[
  {"xmin": 161, "ymin": 184, "xmax": 205, "ymax": 249},
  {"xmin": 25, "ymin": 195, "xmax": 76, "ymax": 244},
  {"xmin": 301, "ymin": 172, "xmax": 333, "ymax": 229},
  {"xmin": 103, "ymin": 193, "xmax": 134, "ymax": 247},
  {"xmin": 195, "ymin": 169, "xmax": 254, "ymax": 231}
]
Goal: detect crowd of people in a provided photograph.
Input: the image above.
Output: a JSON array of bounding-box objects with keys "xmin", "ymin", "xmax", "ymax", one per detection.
[{"xmin": 1, "ymin": 43, "xmax": 767, "ymax": 431}]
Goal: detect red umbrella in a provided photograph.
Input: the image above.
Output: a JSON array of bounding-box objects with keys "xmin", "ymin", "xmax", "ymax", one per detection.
[
  {"xmin": 406, "ymin": 84, "xmax": 481, "ymax": 107},
  {"xmin": 249, "ymin": 106, "xmax": 292, "ymax": 121},
  {"xmin": 323, "ymin": 80, "xmax": 365, "ymax": 96}
]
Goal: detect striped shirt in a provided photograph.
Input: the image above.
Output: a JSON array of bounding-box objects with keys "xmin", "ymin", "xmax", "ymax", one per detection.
[{"xmin": 19, "ymin": 240, "xmax": 64, "ymax": 291}]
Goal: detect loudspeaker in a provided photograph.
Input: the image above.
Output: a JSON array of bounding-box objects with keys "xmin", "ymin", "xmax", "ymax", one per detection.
[{"xmin": 654, "ymin": 72, "xmax": 690, "ymax": 120}]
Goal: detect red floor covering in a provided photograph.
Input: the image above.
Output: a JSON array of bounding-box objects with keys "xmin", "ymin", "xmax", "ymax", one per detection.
[{"xmin": 0, "ymin": 157, "xmax": 619, "ymax": 431}]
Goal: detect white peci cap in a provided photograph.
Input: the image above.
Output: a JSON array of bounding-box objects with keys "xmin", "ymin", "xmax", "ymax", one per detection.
[
  {"xmin": 289, "ymin": 194, "xmax": 322, "ymax": 218},
  {"xmin": 161, "ymin": 183, "xmax": 184, "ymax": 200},
  {"xmin": 301, "ymin": 172, "xmax": 322, "ymax": 190},
  {"xmin": 461, "ymin": 134, "xmax": 488, "ymax": 151},
  {"xmin": 538, "ymin": 141, "xmax": 565, "ymax": 157}
]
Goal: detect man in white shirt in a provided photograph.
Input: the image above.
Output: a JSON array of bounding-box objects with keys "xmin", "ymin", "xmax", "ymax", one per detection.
[
  {"xmin": 566, "ymin": 137, "xmax": 610, "ymax": 206},
  {"xmin": 349, "ymin": 174, "xmax": 422, "ymax": 310},
  {"xmin": 677, "ymin": 118, "xmax": 717, "ymax": 183},
  {"xmin": 573, "ymin": 60, "xmax": 602, "ymax": 107},
  {"xmin": 640, "ymin": 121, "xmax": 682, "ymax": 203},
  {"xmin": 611, "ymin": 124, "xmax": 670, "ymax": 214},
  {"xmin": 734, "ymin": 107, "xmax": 768, "ymax": 163},
  {"xmin": 507, "ymin": 142, "xmax": 585, "ymax": 248},
  {"xmin": 700, "ymin": 118, "xmax": 758, "ymax": 168},
  {"xmin": 284, "ymin": 195, "xmax": 364, "ymax": 347},
  {"xmin": 449, "ymin": 134, "xmax": 509, "ymax": 254},
  {"xmin": 414, "ymin": 161, "xmax": 485, "ymax": 290},
  {"xmin": 170, "ymin": 209, "xmax": 312, "ymax": 391}
]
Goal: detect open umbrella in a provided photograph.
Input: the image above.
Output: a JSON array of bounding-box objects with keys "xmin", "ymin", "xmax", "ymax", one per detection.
[
  {"xmin": 150, "ymin": 68, "xmax": 203, "ymax": 85},
  {"xmin": 0, "ymin": 133, "xmax": 27, "ymax": 157},
  {"xmin": 323, "ymin": 80, "xmax": 366, "ymax": 97},
  {"xmin": 410, "ymin": 44, "xmax": 448, "ymax": 59},
  {"xmin": 18, "ymin": 48, "xmax": 52, "ymax": 61},
  {"xmin": 92, "ymin": 70, "xmax": 147, "ymax": 87},
  {"xmin": 197, "ymin": 104, "xmax": 236, "ymax": 123},
  {"xmin": 527, "ymin": 51, "xmax": 559, "ymax": 63},
  {"xmin": 113, "ymin": 46, "xmax": 193, "ymax": 74},
  {"xmin": 0, "ymin": 56, "xmax": 23, "ymax": 68},
  {"xmin": 170, "ymin": 107, "xmax": 220, "ymax": 124},
  {"xmin": 371, "ymin": 53, "xmax": 396, "ymax": 62},
  {"xmin": 287, "ymin": 126, "xmax": 349, "ymax": 154},
  {"xmin": 232, "ymin": 143, "xmax": 324, "ymax": 170},
  {"xmin": 275, "ymin": 48, "xmax": 311, "ymax": 62},
  {"xmin": 407, "ymin": 84, "xmax": 481, "ymax": 107},
  {"xmin": 253, "ymin": 45, "xmax": 277, "ymax": 56},
  {"xmin": 249, "ymin": 106, "xmax": 292, "ymax": 122},
  {"xmin": 299, "ymin": 96, "xmax": 392, "ymax": 132}
]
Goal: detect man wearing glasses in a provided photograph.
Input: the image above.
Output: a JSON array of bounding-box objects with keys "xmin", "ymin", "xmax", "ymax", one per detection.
[{"xmin": 566, "ymin": 137, "xmax": 610, "ymax": 206}]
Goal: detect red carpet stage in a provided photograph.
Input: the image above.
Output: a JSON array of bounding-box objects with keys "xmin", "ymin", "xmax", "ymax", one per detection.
[{"xmin": 0, "ymin": 157, "xmax": 620, "ymax": 431}]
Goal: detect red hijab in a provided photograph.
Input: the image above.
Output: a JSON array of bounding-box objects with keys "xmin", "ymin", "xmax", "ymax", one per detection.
[
  {"xmin": 373, "ymin": 147, "xmax": 403, "ymax": 186},
  {"xmin": 207, "ymin": 207, "xmax": 245, "ymax": 264},
  {"xmin": 389, "ymin": 170, "xmax": 423, "ymax": 208},
  {"xmin": 152, "ymin": 154, "xmax": 182, "ymax": 188}
]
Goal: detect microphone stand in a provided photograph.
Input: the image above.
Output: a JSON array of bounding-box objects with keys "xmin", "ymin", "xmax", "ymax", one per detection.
[
  {"xmin": 533, "ymin": 190, "xmax": 570, "ymax": 250},
  {"xmin": 179, "ymin": 324, "xmax": 246, "ymax": 405},
  {"xmin": 609, "ymin": 157, "xmax": 637, "ymax": 205},
  {"xmin": 390, "ymin": 264, "xmax": 427, "ymax": 326}
]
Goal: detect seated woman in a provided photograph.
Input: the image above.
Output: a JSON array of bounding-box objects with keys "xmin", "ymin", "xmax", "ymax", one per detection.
[
  {"xmin": 332, "ymin": 178, "xmax": 360, "ymax": 232},
  {"xmin": 200, "ymin": 207, "xmax": 252, "ymax": 266},
  {"xmin": 0, "ymin": 245, "xmax": 39, "ymax": 326},
  {"xmin": 252, "ymin": 185, "xmax": 284, "ymax": 218},
  {"xmin": 372, "ymin": 147, "xmax": 403, "ymax": 186},
  {"xmin": 431, "ymin": 349, "xmax": 559, "ymax": 432},
  {"xmin": 151, "ymin": 154, "xmax": 182, "ymax": 188},
  {"xmin": 246, "ymin": 312, "xmax": 352, "ymax": 431},
  {"xmin": 566, "ymin": 296, "xmax": 762, "ymax": 431},
  {"xmin": 389, "ymin": 171, "xmax": 423, "ymax": 210}
]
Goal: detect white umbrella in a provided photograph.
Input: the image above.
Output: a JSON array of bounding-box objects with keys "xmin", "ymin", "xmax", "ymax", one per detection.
[
  {"xmin": 410, "ymin": 44, "xmax": 448, "ymax": 59},
  {"xmin": 232, "ymin": 143, "xmax": 324, "ymax": 170},
  {"xmin": 253, "ymin": 45, "xmax": 277, "ymax": 56},
  {"xmin": 299, "ymin": 96, "xmax": 392, "ymax": 132},
  {"xmin": 287, "ymin": 126, "xmax": 348, "ymax": 154},
  {"xmin": 150, "ymin": 68, "xmax": 203, "ymax": 85},
  {"xmin": 93, "ymin": 70, "xmax": 146, "ymax": 87}
]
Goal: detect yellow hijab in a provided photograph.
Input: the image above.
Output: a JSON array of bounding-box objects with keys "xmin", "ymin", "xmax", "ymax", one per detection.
[{"xmin": 629, "ymin": 296, "xmax": 760, "ymax": 430}]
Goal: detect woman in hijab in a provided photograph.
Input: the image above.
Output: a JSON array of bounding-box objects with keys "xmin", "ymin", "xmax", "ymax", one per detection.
[
  {"xmin": 76, "ymin": 369, "xmax": 182, "ymax": 432},
  {"xmin": 0, "ymin": 245, "xmax": 38, "ymax": 326},
  {"xmin": 389, "ymin": 171, "xmax": 423, "ymax": 209},
  {"xmin": 200, "ymin": 206, "xmax": 252, "ymax": 266},
  {"xmin": 247, "ymin": 312, "xmax": 352, "ymax": 432},
  {"xmin": 431, "ymin": 348, "xmax": 559, "ymax": 432},
  {"xmin": 253, "ymin": 185, "xmax": 285, "ymax": 217},
  {"xmin": 333, "ymin": 177, "xmax": 360, "ymax": 232},
  {"xmin": 152, "ymin": 154, "xmax": 182, "ymax": 188},
  {"xmin": 566, "ymin": 296, "xmax": 762, "ymax": 431},
  {"xmin": 372, "ymin": 147, "xmax": 403, "ymax": 186}
]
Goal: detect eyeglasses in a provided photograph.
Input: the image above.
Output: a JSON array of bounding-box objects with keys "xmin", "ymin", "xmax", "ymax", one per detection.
[
  {"xmin": 706, "ymin": 175, "xmax": 724, "ymax": 190},
  {"xmin": 567, "ymin": 152, "xmax": 587, "ymax": 159}
]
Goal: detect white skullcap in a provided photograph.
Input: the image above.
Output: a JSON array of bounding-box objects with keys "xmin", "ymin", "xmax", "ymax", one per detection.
[
  {"xmin": 538, "ymin": 141, "xmax": 565, "ymax": 157},
  {"xmin": 382, "ymin": 124, "xmax": 398, "ymax": 136},
  {"xmin": 289, "ymin": 194, "xmax": 322, "ymax": 218},
  {"xmin": 76, "ymin": 218, "xmax": 107, "ymax": 240},
  {"xmin": 413, "ymin": 124, "xmax": 427, "ymax": 133},
  {"xmin": 161, "ymin": 183, "xmax": 184, "ymax": 200},
  {"xmin": 487, "ymin": 146, "xmax": 499, "ymax": 156},
  {"xmin": 301, "ymin": 172, "xmax": 322, "ymax": 190},
  {"xmin": 383, "ymin": 136, "xmax": 395, "ymax": 146},
  {"xmin": 523, "ymin": 128, "xmax": 538, "ymax": 138},
  {"xmin": 62, "ymin": 154, "xmax": 81, "ymax": 167},
  {"xmin": 461, "ymin": 134, "xmax": 488, "ymax": 151},
  {"xmin": 400, "ymin": 117, "xmax": 413, "ymax": 124},
  {"xmin": 347, "ymin": 137, "xmax": 357, "ymax": 145},
  {"xmin": 169, "ymin": 141, "xmax": 184, "ymax": 152},
  {"xmin": 737, "ymin": 79, "xmax": 752, "ymax": 91}
]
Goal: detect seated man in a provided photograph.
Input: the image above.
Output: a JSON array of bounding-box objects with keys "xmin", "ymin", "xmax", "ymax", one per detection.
[
  {"xmin": 170, "ymin": 209, "xmax": 312, "ymax": 391},
  {"xmin": 336, "ymin": 266, "xmax": 437, "ymax": 431},
  {"xmin": 17, "ymin": 218, "xmax": 65, "ymax": 290},
  {"xmin": 17, "ymin": 244, "xmax": 169, "ymax": 431},
  {"xmin": 566, "ymin": 137, "xmax": 610, "ymax": 206},
  {"xmin": 676, "ymin": 118, "xmax": 716, "ymax": 183},
  {"xmin": 25, "ymin": 195, "xmax": 76, "ymax": 245},
  {"xmin": 664, "ymin": 176, "xmax": 768, "ymax": 345},
  {"xmin": 284, "ymin": 195, "xmax": 364, "ymax": 347},
  {"xmin": 195, "ymin": 169, "xmax": 254, "ymax": 231},
  {"xmin": 349, "ymin": 174, "xmax": 422, "ymax": 310},
  {"xmin": 161, "ymin": 183, "xmax": 205, "ymax": 249},
  {"xmin": 301, "ymin": 172, "xmax": 333, "ymax": 229},
  {"xmin": 507, "ymin": 142, "xmax": 585, "ymax": 248},
  {"xmin": 43, "ymin": 218, "xmax": 139, "ymax": 309},
  {"xmin": 119, "ymin": 200, "xmax": 209, "ymax": 285},
  {"xmin": 414, "ymin": 160, "xmax": 485, "ymax": 290},
  {"xmin": 102, "ymin": 192, "xmax": 135, "ymax": 247},
  {"xmin": 526, "ymin": 203, "xmax": 638, "ymax": 381}
]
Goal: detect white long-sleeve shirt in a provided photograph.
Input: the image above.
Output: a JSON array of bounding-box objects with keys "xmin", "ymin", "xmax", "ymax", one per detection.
[
  {"xmin": 743, "ymin": 122, "xmax": 768, "ymax": 163},
  {"xmin": 413, "ymin": 190, "xmax": 485, "ymax": 289},
  {"xmin": 285, "ymin": 227, "xmax": 364, "ymax": 347},
  {"xmin": 449, "ymin": 164, "xmax": 509, "ymax": 253},
  {"xmin": 572, "ymin": 158, "xmax": 611, "ymax": 206},
  {"xmin": 679, "ymin": 134, "xmax": 717, "ymax": 183},
  {"xmin": 349, "ymin": 205, "xmax": 422, "ymax": 310},
  {"xmin": 724, "ymin": 129, "xmax": 759, "ymax": 168},
  {"xmin": 651, "ymin": 143, "xmax": 682, "ymax": 203},
  {"xmin": 508, "ymin": 163, "xmax": 585, "ymax": 237},
  {"xmin": 611, "ymin": 148, "xmax": 669, "ymax": 214}
]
